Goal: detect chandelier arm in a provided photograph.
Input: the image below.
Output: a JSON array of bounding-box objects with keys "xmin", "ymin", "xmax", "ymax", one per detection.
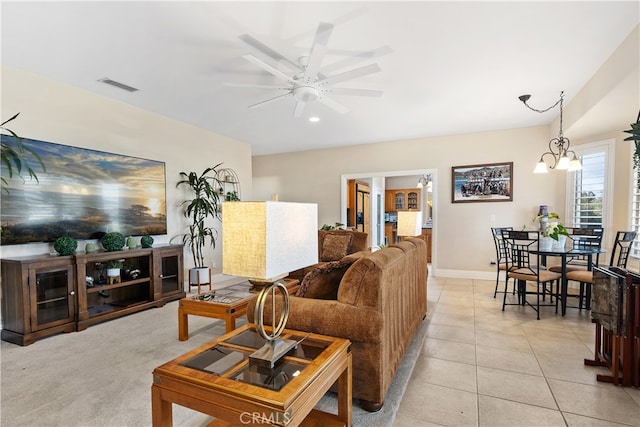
[{"xmin": 539, "ymin": 150, "xmax": 559, "ymax": 169}]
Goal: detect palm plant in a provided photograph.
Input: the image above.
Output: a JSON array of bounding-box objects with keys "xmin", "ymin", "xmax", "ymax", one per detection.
[
  {"xmin": 623, "ymin": 111, "xmax": 640, "ymax": 170},
  {"xmin": 176, "ymin": 165, "xmax": 223, "ymax": 268},
  {"xmin": 1, "ymin": 112, "xmax": 46, "ymax": 194}
]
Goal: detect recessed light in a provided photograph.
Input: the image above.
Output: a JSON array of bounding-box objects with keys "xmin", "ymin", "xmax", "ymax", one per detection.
[{"xmin": 308, "ymin": 117, "xmax": 320, "ymax": 122}]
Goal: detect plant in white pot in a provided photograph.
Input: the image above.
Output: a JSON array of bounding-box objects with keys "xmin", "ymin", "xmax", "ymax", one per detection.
[{"xmin": 175, "ymin": 164, "xmax": 223, "ymax": 287}]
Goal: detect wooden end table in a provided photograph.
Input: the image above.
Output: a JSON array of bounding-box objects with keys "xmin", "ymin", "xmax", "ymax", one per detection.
[
  {"xmin": 178, "ymin": 278, "xmax": 299, "ymax": 340},
  {"xmin": 152, "ymin": 323, "xmax": 352, "ymax": 426}
]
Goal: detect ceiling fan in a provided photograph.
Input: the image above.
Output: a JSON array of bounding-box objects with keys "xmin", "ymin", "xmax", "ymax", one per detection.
[{"xmin": 225, "ymin": 22, "xmax": 384, "ymax": 118}]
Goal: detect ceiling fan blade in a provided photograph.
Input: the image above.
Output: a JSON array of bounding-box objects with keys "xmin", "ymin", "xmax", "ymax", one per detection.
[
  {"xmin": 321, "ymin": 45, "xmax": 394, "ymax": 75},
  {"xmin": 323, "ymin": 87, "xmax": 384, "ymax": 97},
  {"xmin": 317, "ymin": 95, "xmax": 349, "ymax": 114},
  {"xmin": 302, "ymin": 22, "xmax": 334, "ymax": 84},
  {"xmin": 242, "ymin": 54, "xmax": 297, "ymax": 85},
  {"xmin": 318, "ymin": 63, "xmax": 381, "ymax": 86},
  {"xmin": 293, "ymin": 101, "xmax": 306, "ymax": 118},
  {"xmin": 248, "ymin": 93, "xmax": 292, "ymax": 109},
  {"xmin": 239, "ymin": 34, "xmax": 302, "ymax": 72},
  {"xmin": 224, "ymin": 82, "xmax": 290, "ymax": 90}
]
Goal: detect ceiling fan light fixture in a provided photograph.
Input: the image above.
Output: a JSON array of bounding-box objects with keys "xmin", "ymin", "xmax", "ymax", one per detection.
[{"xmin": 293, "ymin": 85, "xmax": 319, "ymax": 102}]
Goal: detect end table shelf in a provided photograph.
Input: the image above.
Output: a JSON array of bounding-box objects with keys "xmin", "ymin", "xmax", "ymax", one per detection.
[{"xmin": 1, "ymin": 244, "xmax": 185, "ymax": 345}]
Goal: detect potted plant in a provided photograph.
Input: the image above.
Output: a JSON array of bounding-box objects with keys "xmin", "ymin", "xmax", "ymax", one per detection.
[
  {"xmin": 175, "ymin": 164, "xmax": 223, "ymax": 286},
  {"xmin": 532, "ymin": 212, "xmax": 569, "ymax": 250},
  {"xmin": 53, "ymin": 236, "xmax": 78, "ymax": 256},
  {"xmin": 101, "ymin": 232, "xmax": 125, "ymax": 252},
  {"xmin": 105, "ymin": 259, "xmax": 123, "ymax": 277},
  {"xmin": 623, "ymin": 111, "xmax": 640, "ymax": 174}
]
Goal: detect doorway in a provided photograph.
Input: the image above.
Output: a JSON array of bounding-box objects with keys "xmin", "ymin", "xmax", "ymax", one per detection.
[{"xmin": 341, "ymin": 169, "xmax": 437, "ymax": 268}]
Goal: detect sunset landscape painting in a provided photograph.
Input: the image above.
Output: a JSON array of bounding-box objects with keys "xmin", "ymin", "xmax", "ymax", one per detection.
[{"xmin": 1, "ymin": 135, "xmax": 167, "ymax": 245}]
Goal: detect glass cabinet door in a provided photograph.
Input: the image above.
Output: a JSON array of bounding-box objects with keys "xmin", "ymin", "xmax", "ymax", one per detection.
[
  {"xmin": 160, "ymin": 253, "xmax": 181, "ymax": 295},
  {"xmin": 30, "ymin": 265, "xmax": 75, "ymax": 330}
]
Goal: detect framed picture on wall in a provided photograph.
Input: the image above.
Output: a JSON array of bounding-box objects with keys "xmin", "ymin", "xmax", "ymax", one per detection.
[{"xmin": 451, "ymin": 162, "xmax": 513, "ymax": 203}]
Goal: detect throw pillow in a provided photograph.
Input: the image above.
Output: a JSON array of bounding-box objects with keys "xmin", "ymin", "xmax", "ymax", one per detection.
[
  {"xmin": 296, "ymin": 256, "xmax": 357, "ymax": 299},
  {"xmin": 320, "ymin": 233, "xmax": 353, "ymax": 262}
]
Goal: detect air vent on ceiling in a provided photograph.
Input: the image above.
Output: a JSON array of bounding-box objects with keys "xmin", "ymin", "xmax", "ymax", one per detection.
[{"xmin": 98, "ymin": 78, "xmax": 139, "ymax": 92}]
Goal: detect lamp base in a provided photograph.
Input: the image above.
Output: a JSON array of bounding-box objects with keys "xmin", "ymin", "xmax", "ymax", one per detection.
[
  {"xmin": 248, "ymin": 278, "xmax": 272, "ymax": 290},
  {"xmin": 249, "ymin": 338, "xmax": 298, "ymax": 369}
]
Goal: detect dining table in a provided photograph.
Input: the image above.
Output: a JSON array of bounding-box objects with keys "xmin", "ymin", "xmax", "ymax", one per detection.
[{"xmin": 530, "ymin": 246, "xmax": 603, "ymax": 315}]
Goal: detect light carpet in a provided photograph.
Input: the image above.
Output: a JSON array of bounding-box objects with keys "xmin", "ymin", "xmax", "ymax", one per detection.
[{"xmin": 0, "ymin": 300, "xmax": 428, "ymax": 426}]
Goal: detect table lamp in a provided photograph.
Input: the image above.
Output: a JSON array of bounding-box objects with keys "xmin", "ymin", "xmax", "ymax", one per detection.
[
  {"xmin": 222, "ymin": 201, "xmax": 318, "ymax": 367},
  {"xmin": 397, "ymin": 210, "xmax": 423, "ymax": 241}
]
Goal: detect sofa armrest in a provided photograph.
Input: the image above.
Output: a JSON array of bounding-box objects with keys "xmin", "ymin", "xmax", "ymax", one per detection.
[{"xmin": 248, "ymin": 296, "xmax": 383, "ymax": 343}]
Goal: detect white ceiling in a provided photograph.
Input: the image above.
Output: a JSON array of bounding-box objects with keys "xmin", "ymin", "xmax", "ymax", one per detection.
[{"xmin": 1, "ymin": 1, "xmax": 638, "ymax": 156}]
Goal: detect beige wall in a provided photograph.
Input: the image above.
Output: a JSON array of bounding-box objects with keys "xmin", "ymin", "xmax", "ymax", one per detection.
[{"xmin": 0, "ymin": 65, "xmax": 252, "ymax": 277}]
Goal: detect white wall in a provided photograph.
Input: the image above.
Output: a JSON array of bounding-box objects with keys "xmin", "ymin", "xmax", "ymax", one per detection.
[{"xmin": 1, "ymin": 65, "xmax": 252, "ymax": 278}]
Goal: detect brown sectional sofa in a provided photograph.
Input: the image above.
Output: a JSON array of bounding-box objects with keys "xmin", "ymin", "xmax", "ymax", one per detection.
[{"xmin": 248, "ymin": 237, "xmax": 428, "ymax": 411}]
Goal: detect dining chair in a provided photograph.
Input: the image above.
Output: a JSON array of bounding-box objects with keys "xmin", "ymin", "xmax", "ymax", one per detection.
[
  {"xmin": 491, "ymin": 226, "xmax": 514, "ymax": 298},
  {"xmin": 566, "ymin": 230, "xmax": 637, "ymax": 310},
  {"xmin": 502, "ymin": 230, "xmax": 562, "ymax": 320}
]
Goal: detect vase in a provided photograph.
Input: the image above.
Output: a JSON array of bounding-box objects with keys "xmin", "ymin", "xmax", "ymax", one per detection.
[
  {"xmin": 539, "ymin": 236, "xmax": 553, "ymax": 251},
  {"xmin": 553, "ymin": 235, "xmax": 567, "ymax": 250}
]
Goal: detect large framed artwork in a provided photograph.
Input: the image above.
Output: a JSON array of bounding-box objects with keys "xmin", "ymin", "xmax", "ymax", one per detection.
[
  {"xmin": 1, "ymin": 135, "xmax": 167, "ymax": 245},
  {"xmin": 451, "ymin": 162, "xmax": 513, "ymax": 203}
]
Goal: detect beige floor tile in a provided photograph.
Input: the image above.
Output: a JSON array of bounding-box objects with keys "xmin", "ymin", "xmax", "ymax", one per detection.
[
  {"xmin": 426, "ymin": 323, "xmax": 476, "ymax": 345},
  {"xmin": 398, "ymin": 382, "xmax": 478, "ymax": 427},
  {"xmin": 433, "ymin": 301, "xmax": 475, "ymax": 315},
  {"xmin": 438, "ymin": 294, "xmax": 475, "ymax": 306},
  {"xmin": 430, "ymin": 311, "xmax": 475, "ymax": 328},
  {"xmin": 625, "ymin": 387, "xmax": 640, "ymax": 406},
  {"xmin": 413, "ymin": 356, "xmax": 477, "ymax": 392},
  {"xmin": 477, "ymin": 366, "xmax": 557, "ymax": 409},
  {"xmin": 475, "ymin": 329, "xmax": 531, "ymax": 352},
  {"xmin": 423, "ymin": 337, "xmax": 476, "ymax": 365},
  {"xmin": 527, "ymin": 334, "xmax": 592, "ymax": 357},
  {"xmin": 392, "ymin": 412, "xmax": 446, "ymax": 426},
  {"xmin": 563, "ymin": 412, "xmax": 634, "ymax": 427},
  {"xmin": 535, "ymin": 350, "xmax": 610, "ymax": 385},
  {"xmin": 475, "ymin": 345, "xmax": 542, "ymax": 376},
  {"xmin": 478, "ymin": 395, "xmax": 566, "ymax": 427},
  {"xmin": 548, "ymin": 379, "xmax": 640, "ymax": 426}
]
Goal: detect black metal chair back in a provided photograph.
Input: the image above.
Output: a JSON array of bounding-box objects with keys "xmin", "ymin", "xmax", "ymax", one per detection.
[
  {"xmin": 567, "ymin": 227, "xmax": 604, "ymax": 267},
  {"xmin": 491, "ymin": 227, "xmax": 514, "ymax": 298},
  {"xmin": 609, "ymin": 231, "xmax": 637, "ymax": 268}
]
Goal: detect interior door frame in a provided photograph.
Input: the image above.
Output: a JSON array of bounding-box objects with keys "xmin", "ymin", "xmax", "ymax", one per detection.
[{"xmin": 341, "ymin": 168, "xmax": 437, "ymax": 269}]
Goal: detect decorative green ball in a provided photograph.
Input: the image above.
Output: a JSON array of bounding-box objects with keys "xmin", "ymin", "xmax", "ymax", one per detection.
[
  {"xmin": 54, "ymin": 236, "xmax": 78, "ymax": 256},
  {"xmin": 85, "ymin": 242, "xmax": 97, "ymax": 253},
  {"xmin": 140, "ymin": 235, "xmax": 154, "ymax": 248},
  {"xmin": 101, "ymin": 232, "xmax": 126, "ymax": 252}
]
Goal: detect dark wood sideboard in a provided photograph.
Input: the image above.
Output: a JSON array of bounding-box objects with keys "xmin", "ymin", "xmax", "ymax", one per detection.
[{"xmin": 1, "ymin": 244, "xmax": 184, "ymax": 346}]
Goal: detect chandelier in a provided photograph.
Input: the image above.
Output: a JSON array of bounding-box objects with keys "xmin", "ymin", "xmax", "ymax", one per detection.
[
  {"xmin": 416, "ymin": 174, "xmax": 432, "ymax": 191},
  {"xmin": 518, "ymin": 91, "xmax": 582, "ymax": 173}
]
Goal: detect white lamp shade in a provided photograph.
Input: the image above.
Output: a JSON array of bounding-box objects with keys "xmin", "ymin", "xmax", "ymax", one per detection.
[
  {"xmin": 533, "ymin": 161, "xmax": 549, "ymax": 174},
  {"xmin": 397, "ymin": 211, "xmax": 423, "ymax": 237},
  {"xmin": 222, "ymin": 201, "xmax": 318, "ymax": 280},
  {"xmin": 557, "ymin": 155, "xmax": 570, "ymax": 170},
  {"xmin": 568, "ymin": 158, "xmax": 582, "ymax": 171}
]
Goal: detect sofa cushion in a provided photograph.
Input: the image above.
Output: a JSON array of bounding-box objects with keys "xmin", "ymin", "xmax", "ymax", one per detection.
[
  {"xmin": 296, "ymin": 256, "xmax": 357, "ymax": 299},
  {"xmin": 320, "ymin": 233, "xmax": 353, "ymax": 262}
]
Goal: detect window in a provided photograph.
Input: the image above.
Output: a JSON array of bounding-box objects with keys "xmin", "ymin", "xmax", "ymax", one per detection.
[
  {"xmin": 632, "ymin": 167, "xmax": 640, "ymax": 258},
  {"xmin": 566, "ymin": 140, "xmax": 613, "ymax": 232}
]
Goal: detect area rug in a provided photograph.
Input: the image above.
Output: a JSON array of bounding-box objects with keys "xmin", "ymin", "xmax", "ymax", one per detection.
[
  {"xmin": 0, "ymin": 300, "xmax": 428, "ymax": 426},
  {"xmin": 315, "ymin": 318, "xmax": 429, "ymax": 427}
]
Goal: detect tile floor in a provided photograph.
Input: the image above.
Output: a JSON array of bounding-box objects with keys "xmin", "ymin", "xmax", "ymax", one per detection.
[{"xmin": 393, "ymin": 277, "xmax": 640, "ymax": 427}]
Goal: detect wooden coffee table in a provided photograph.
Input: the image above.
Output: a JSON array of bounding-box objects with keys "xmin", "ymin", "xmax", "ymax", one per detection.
[
  {"xmin": 178, "ymin": 278, "xmax": 299, "ymax": 340},
  {"xmin": 152, "ymin": 323, "xmax": 352, "ymax": 426}
]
